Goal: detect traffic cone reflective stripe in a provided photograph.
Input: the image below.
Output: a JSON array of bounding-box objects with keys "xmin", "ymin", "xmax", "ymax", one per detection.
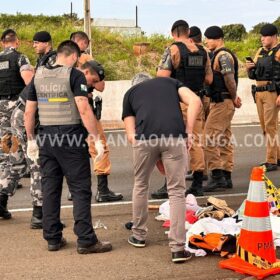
[
  {"xmin": 220, "ymin": 167, "xmax": 280, "ymax": 279},
  {"xmin": 247, "ymin": 181, "xmax": 267, "ymax": 202},
  {"xmin": 244, "ymin": 201, "xmax": 269, "ymax": 218}
]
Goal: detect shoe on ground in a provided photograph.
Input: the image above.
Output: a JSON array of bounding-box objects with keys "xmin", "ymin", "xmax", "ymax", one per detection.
[
  {"xmin": 151, "ymin": 183, "xmax": 168, "ymax": 199},
  {"xmin": 67, "ymin": 192, "xmax": 72, "ymax": 201},
  {"xmin": 185, "ymin": 187, "xmax": 204, "ymax": 197},
  {"xmin": 0, "ymin": 205, "xmax": 12, "ymax": 219},
  {"xmin": 172, "ymin": 250, "xmax": 192, "ymax": 263},
  {"xmin": 204, "ymin": 176, "xmax": 227, "ymax": 192},
  {"xmin": 77, "ymin": 241, "xmax": 112, "ymax": 254},
  {"xmin": 128, "ymin": 235, "xmax": 146, "ymax": 248},
  {"xmin": 260, "ymin": 162, "xmax": 277, "ymax": 172},
  {"xmin": 185, "ymin": 173, "xmax": 208, "ymax": 181},
  {"xmin": 30, "ymin": 216, "xmax": 42, "ymax": 229},
  {"xmin": 48, "ymin": 237, "xmax": 67, "ymax": 251},
  {"xmin": 95, "ymin": 190, "xmax": 123, "ymax": 202}
]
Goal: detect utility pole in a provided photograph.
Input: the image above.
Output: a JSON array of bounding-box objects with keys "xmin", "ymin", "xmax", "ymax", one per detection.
[{"xmin": 84, "ymin": 0, "xmax": 92, "ymax": 56}]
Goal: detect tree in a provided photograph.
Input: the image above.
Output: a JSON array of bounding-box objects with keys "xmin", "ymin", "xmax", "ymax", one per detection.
[{"xmin": 221, "ymin": 24, "xmax": 247, "ymax": 41}]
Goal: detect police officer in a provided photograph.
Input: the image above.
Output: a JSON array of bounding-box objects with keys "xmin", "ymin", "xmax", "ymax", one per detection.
[
  {"xmin": 70, "ymin": 31, "xmax": 123, "ymax": 202},
  {"xmin": 24, "ymin": 40, "xmax": 112, "ymax": 253},
  {"xmin": 246, "ymin": 24, "xmax": 280, "ymax": 172},
  {"xmin": 186, "ymin": 26, "xmax": 213, "ymax": 182},
  {"xmin": 203, "ymin": 26, "xmax": 242, "ymax": 192},
  {"xmin": 9, "ymin": 31, "xmax": 56, "ymax": 228},
  {"xmin": 33, "ymin": 31, "xmax": 57, "ymax": 69},
  {"xmin": 0, "ymin": 29, "xmax": 33, "ymax": 219},
  {"xmin": 154, "ymin": 20, "xmax": 213, "ymax": 198}
]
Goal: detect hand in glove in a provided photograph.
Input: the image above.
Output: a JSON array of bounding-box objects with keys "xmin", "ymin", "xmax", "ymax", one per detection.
[
  {"xmin": 94, "ymin": 140, "xmax": 104, "ymax": 164},
  {"xmin": 27, "ymin": 139, "xmax": 39, "ymax": 161}
]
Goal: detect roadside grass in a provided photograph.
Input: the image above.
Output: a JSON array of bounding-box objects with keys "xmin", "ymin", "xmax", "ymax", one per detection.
[{"xmin": 0, "ymin": 14, "xmax": 266, "ymax": 80}]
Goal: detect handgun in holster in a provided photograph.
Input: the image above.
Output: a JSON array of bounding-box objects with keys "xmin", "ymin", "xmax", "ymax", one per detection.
[
  {"xmin": 93, "ymin": 96, "xmax": 102, "ymax": 121},
  {"xmin": 251, "ymin": 85, "xmax": 257, "ymax": 103}
]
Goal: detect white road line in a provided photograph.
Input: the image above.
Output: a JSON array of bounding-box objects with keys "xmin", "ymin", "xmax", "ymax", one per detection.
[{"xmin": 10, "ymin": 192, "xmax": 247, "ymax": 213}]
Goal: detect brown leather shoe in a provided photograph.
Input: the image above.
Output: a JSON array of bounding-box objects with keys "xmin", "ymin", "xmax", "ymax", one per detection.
[{"xmin": 77, "ymin": 241, "xmax": 112, "ymax": 254}]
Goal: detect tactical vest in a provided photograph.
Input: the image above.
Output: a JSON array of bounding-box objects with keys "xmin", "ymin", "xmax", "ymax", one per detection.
[
  {"xmin": 0, "ymin": 49, "xmax": 26, "ymax": 96},
  {"xmin": 34, "ymin": 66, "xmax": 81, "ymax": 126},
  {"xmin": 171, "ymin": 42, "xmax": 207, "ymax": 92},
  {"xmin": 210, "ymin": 48, "xmax": 238, "ymax": 93},
  {"xmin": 35, "ymin": 50, "xmax": 57, "ymax": 70},
  {"xmin": 255, "ymin": 44, "xmax": 280, "ymax": 82}
]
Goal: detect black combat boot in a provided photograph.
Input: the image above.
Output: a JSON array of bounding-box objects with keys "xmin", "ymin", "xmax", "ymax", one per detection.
[
  {"xmin": 95, "ymin": 175, "xmax": 123, "ymax": 202},
  {"xmin": 0, "ymin": 193, "xmax": 12, "ymax": 219},
  {"xmin": 204, "ymin": 169, "xmax": 227, "ymax": 192},
  {"xmin": 30, "ymin": 205, "xmax": 43, "ymax": 229},
  {"xmin": 151, "ymin": 179, "xmax": 168, "ymax": 199},
  {"xmin": 185, "ymin": 171, "xmax": 204, "ymax": 197},
  {"xmin": 223, "ymin": 170, "xmax": 233, "ymax": 189}
]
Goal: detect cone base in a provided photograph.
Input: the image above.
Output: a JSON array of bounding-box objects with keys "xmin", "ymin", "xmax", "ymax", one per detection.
[{"xmin": 219, "ymin": 257, "xmax": 280, "ymax": 280}]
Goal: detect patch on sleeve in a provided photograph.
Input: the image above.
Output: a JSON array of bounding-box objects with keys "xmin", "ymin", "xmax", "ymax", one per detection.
[
  {"xmin": 80, "ymin": 84, "xmax": 88, "ymax": 92},
  {"xmin": 158, "ymin": 47, "xmax": 173, "ymax": 70},
  {"xmin": 219, "ymin": 53, "xmax": 234, "ymax": 75}
]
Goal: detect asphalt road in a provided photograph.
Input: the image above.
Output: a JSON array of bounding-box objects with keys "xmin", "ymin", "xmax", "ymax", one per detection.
[
  {"xmin": 3, "ymin": 124, "xmax": 280, "ymax": 280},
  {"xmin": 9, "ymin": 125, "xmax": 280, "ymax": 210}
]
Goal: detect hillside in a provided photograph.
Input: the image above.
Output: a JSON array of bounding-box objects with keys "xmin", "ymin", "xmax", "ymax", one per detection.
[{"xmin": 0, "ymin": 13, "xmax": 279, "ymax": 80}]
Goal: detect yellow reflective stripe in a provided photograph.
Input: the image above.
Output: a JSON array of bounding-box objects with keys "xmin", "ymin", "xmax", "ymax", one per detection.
[
  {"xmin": 48, "ymin": 98, "xmax": 69, "ymax": 102},
  {"xmin": 237, "ymin": 244, "xmax": 273, "ymax": 269}
]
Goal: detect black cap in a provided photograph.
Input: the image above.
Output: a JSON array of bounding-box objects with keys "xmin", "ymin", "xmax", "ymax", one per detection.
[
  {"xmin": 33, "ymin": 31, "xmax": 51, "ymax": 42},
  {"xmin": 1, "ymin": 29, "xmax": 17, "ymax": 41},
  {"xmin": 171, "ymin": 20, "xmax": 189, "ymax": 32},
  {"xmin": 189, "ymin": 26, "xmax": 202, "ymax": 38},
  {"xmin": 204, "ymin": 26, "xmax": 224, "ymax": 39},
  {"xmin": 88, "ymin": 60, "xmax": 105, "ymax": 81},
  {"xmin": 260, "ymin": 24, "xmax": 278, "ymax": 36}
]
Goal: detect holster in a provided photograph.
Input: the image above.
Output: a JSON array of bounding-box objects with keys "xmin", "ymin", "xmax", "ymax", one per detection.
[
  {"xmin": 93, "ymin": 96, "xmax": 103, "ymax": 121},
  {"xmin": 251, "ymin": 85, "xmax": 257, "ymax": 103}
]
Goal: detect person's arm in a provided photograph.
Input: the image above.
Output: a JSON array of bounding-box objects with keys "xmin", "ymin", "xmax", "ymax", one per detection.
[
  {"xmin": 24, "ymin": 100, "xmax": 38, "ymax": 140},
  {"xmin": 217, "ymin": 53, "xmax": 238, "ymax": 102},
  {"xmin": 178, "ymin": 87, "xmax": 201, "ymax": 136},
  {"xmin": 157, "ymin": 47, "xmax": 173, "ymax": 77},
  {"xmin": 123, "ymin": 116, "xmax": 136, "ymax": 144},
  {"xmin": 21, "ymin": 70, "xmax": 34, "ymax": 85},
  {"xmin": 223, "ymin": 73, "xmax": 237, "ymax": 100},
  {"xmin": 18, "ymin": 54, "xmax": 34, "ymax": 85},
  {"xmin": 204, "ymin": 53, "xmax": 213, "ymax": 85},
  {"xmin": 75, "ymin": 96, "xmax": 98, "ymax": 139}
]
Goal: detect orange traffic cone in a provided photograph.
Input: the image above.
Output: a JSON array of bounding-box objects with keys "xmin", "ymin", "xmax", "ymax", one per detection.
[{"xmin": 220, "ymin": 167, "xmax": 280, "ymax": 279}]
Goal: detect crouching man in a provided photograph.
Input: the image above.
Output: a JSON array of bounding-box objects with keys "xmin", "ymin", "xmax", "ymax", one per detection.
[{"xmin": 122, "ymin": 73, "xmax": 201, "ymax": 263}]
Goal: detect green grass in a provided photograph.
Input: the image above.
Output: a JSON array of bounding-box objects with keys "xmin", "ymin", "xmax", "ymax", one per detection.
[{"xmin": 0, "ymin": 13, "xmax": 269, "ymax": 80}]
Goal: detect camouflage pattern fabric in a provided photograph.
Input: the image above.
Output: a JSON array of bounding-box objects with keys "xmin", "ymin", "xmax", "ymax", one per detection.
[
  {"xmin": 0, "ymin": 99, "xmax": 28, "ymax": 196},
  {"xmin": 10, "ymin": 104, "xmax": 43, "ymax": 206}
]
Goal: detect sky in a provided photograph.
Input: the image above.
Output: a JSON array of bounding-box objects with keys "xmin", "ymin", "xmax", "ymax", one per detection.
[{"xmin": 0, "ymin": 0, "xmax": 279, "ymax": 35}]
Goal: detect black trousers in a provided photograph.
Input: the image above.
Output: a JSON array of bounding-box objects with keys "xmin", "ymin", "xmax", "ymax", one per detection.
[{"xmin": 39, "ymin": 125, "xmax": 98, "ymax": 246}]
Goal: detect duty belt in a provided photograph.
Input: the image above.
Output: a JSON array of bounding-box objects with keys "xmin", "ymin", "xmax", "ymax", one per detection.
[{"xmin": 255, "ymin": 83, "xmax": 276, "ymax": 92}]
